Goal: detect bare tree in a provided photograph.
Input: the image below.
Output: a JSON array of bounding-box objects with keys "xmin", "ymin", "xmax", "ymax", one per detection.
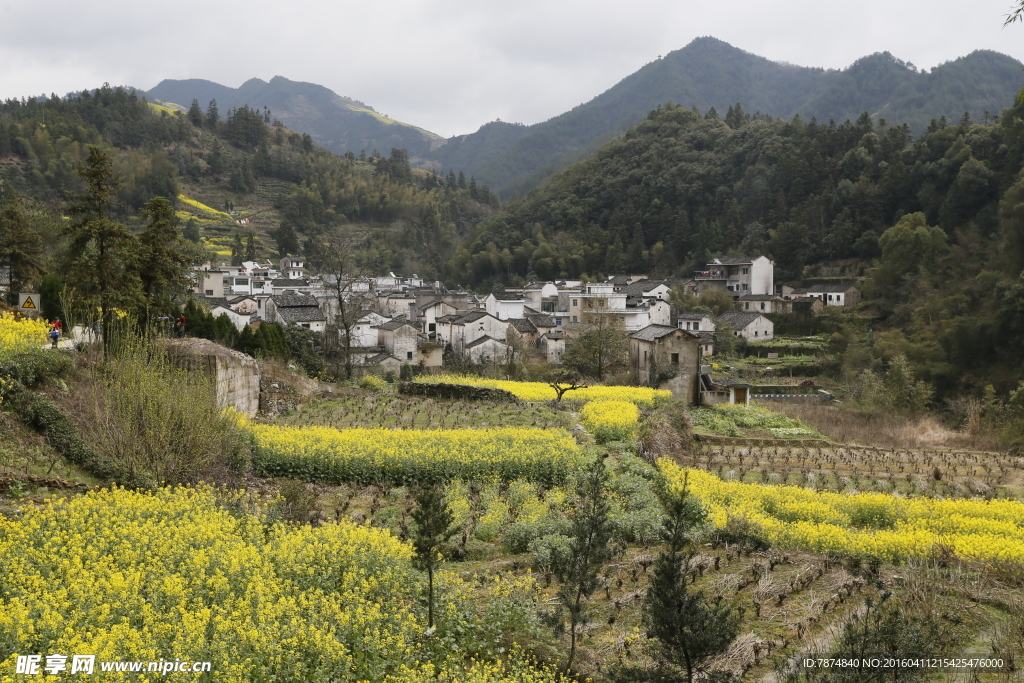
[{"xmin": 312, "ymin": 230, "xmax": 369, "ymax": 380}]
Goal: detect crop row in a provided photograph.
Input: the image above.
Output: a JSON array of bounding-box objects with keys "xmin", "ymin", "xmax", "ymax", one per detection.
[
  {"xmin": 249, "ymin": 423, "xmax": 586, "ymax": 486},
  {"xmin": 681, "ymin": 442, "xmax": 1023, "ymax": 497},
  {"xmin": 692, "ymin": 404, "xmax": 823, "ymax": 440},
  {"xmin": 580, "ymin": 400, "xmax": 639, "ymax": 444},
  {"xmin": 0, "ymin": 486, "xmax": 555, "ymax": 682},
  {"xmin": 0, "ymin": 313, "xmax": 49, "ymax": 360},
  {"xmin": 661, "ymin": 460, "xmax": 1024, "ymax": 564},
  {"xmin": 416, "ymin": 375, "xmax": 670, "ymax": 406}
]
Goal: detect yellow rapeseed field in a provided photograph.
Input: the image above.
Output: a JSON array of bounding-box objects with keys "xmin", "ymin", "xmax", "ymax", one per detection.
[
  {"xmin": 248, "ymin": 422, "xmax": 585, "ymax": 485},
  {"xmin": 0, "ymin": 487, "xmax": 555, "ymax": 682},
  {"xmin": 416, "ymin": 375, "xmax": 670, "ymax": 406},
  {"xmin": 661, "ymin": 460, "xmax": 1024, "ymax": 565},
  {"xmin": 0, "ymin": 313, "xmax": 49, "ymax": 359},
  {"xmin": 580, "ymin": 400, "xmax": 640, "ymax": 444}
]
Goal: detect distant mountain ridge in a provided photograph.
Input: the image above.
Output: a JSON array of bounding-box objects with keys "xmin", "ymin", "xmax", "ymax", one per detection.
[
  {"xmin": 425, "ymin": 37, "xmax": 1024, "ymax": 197},
  {"xmin": 147, "ymin": 39, "xmax": 1024, "ymax": 198},
  {"xmin": 146, "ymin": 75, "xmax": 441, "ymax": 160}
]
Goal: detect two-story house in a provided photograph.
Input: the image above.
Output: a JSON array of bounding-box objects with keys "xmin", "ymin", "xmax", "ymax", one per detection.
[
  {"xmin": 718, "ymin": 311, "xmax": 774, "ymax": 341},
  {"xmin": 694, "ymin": 255, "xmax": 774, "ymax": 298},
  {"xmin": 485, "ymin": 292, "xmax": 526, "ymax": 320},
  {"xmin": 629, "ymin": 325, "xmax": 701, "ymax": 401}
]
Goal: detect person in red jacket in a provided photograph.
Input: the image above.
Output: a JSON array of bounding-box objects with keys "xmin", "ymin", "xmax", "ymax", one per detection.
[{"xmin": 176, "ymin": 314, "xmax": 187, "ymax": 338}]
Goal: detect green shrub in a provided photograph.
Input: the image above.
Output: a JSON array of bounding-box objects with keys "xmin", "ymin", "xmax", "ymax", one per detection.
[{"xmin": 0, "ymin": 349, "xmax": 73, "ymax": 387}]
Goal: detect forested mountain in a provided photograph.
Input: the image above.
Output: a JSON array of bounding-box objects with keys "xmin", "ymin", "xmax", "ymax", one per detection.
[
  {"xmin": 426, "ymin": 38, "xmax": 1023, "ymax": 197},
  {"xmin": 446, "ymin": 102, "xmax": 1024, "ymax": 396},
  {"xmin": 146, "ymin": 76, "xmax": 442, "ymax": 161},
  {"xmin": 0, "ymin": 85, "xmax": 498, "ymax": 288}
]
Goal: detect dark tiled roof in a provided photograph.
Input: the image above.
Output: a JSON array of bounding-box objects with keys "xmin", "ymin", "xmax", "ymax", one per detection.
[
  {"xmin": 709, "ymin": 256, "xmax": 756, "ymax": 265},
  {"xmin": 508, "ymin": 318, "xmax": 537, "ymax": 333},
  {"xmin": 606, "ymin": 275, "xmax": 631, "ymax": 285},
  {"xmin": 454, "ymin": 310, "xmax": 490, "ymax": 324},
  {"xmin": 270, "ymin": 278, "xmax": 309, "ymax": 287},
  {"xmin": 278, "ymin": 307, "xmax": 326, "ymax": 323},
  {"xmin": 525, "ymin": 313, "xmax": 557, "ymax": 328},
  {"xmin": 718, "ymin": 311, "xmax": 766, "ymax": 329},
  {"xmin": 623, "ymin": 280, "xmax": 667, "ymax": 296},
  {"xmin": 377, "ymin": 319, "xmax": 418, "ymax": 331},
  {"xmin": 365, "ymin": 352, "xmax": 400, "ymax": 365},
  {"xmin": 489, "ymin": 291, "xmax": 525, "ymax": 301},
  {"xmin": 435, "ymin": 314, "xmax": 461, "ymax": 324},
  {"xmin": 228, "ymin": 295, "xmax": 255, "ymax": 304},
  {"xmin": 677, "ymin": 312, "xmax": 708, "ymax": 320},
  {"xmin": 466, "ymin": 335, "xmax": 506, "ymax": 349},
  {"xmin": 272, "ymin": 294, "xmax": 320, "ymax": 308},
  {"xmin": 698, "ymin": 332, "xmax": 716, "ymax": 343},
  {"xmin": 630, "ymin": 324, "xmax": 681, "ymax": 342},
  {"xmin": 540, "ymin": 331, "xmax": 565, "ymax": 341},
  {"xmin": 738, "ymin": 294, "xmax": 780, "ymax": 301},
  {"xmin": 199, "ymin": 296, "xmax": 230, "ymax": 309},
  {"xmin": 801, "ymin": 283, "xmax": 860, "ymax": 293}
]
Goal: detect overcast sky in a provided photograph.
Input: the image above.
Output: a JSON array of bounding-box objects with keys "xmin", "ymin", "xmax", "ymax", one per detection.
[{"xmin": 2, "ymin": 0, "xmax": 1022, "ymax": 138}]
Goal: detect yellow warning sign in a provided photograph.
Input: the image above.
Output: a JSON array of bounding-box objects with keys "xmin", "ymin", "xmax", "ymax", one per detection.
[{"xmin": 18, "ymin": 293, "xmax": 41, "ymax": 312}]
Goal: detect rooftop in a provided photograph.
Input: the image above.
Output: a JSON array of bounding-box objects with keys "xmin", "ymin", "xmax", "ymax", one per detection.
[
  {"xmin": 631, "ymin": 324, "xmax": 688, "ymax": 342},
  {"xmin": 718, "ymin": 311, "xmax": 766, "ymax": 328}
]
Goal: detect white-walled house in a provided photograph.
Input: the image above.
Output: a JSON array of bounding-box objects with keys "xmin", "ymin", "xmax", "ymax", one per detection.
[
  {"xmin": 346, "ymin": 311, "xmax": 390, "ymax": 347},
  {"xmin": 266, "ymin": 294, "xmax": 327, "ymax": 332},
  {"xmin": 718, "ymin": 311, "xmax": 774, "ymax": 341},
  {"xmin": 694, "ymin": 255, "xmax": 774, "ymax": 297},
  {"xmin": 209, "ymin": 305, "xmax": 251, "ymax": 331},
  {"xmin": 485, "ymin": 292, "xmax": 526, "ymax": 320},
  {"xmin": 677, "ymin": 312, "xmax": 716, "ymax": 332},
  {"xmin": 465, "ymin": 336, "xmax": 511, "ymax": 364},
  {"xmin": 794, "ymin": 283, "xmax": 861, "ymax": 307},
  {"xmin": 376, "ymin": 320, "xmax": 421, "ymax": 363},
  {"xmin": 448, "ymin": 310, "xmax": 507, "ymax": 347},
  {"xmin": 648, "ymin": 299, "xmax": 671, "ymax": 326},
  {"xmin": 738, "ymin": 294, "xmax": 791, "ymax": 314}
]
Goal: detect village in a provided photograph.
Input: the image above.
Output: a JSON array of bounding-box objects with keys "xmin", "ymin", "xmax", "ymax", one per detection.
[{"xmin": 187, "ymin": 254, "xmax": 858, "ymax": 404}]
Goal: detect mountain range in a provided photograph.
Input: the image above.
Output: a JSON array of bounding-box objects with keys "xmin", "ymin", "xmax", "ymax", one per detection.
[{"xmin": 147, "ymin": 37, "xmax": 1024, "ymax": 197}]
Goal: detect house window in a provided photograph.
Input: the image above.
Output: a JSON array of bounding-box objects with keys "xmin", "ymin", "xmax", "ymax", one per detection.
[
  {"xmin": 742, "ymin": 267, "xmax": 749, "ymax": 274},
  {"xmin": 572, "ymin": 316, "xmax": 578, "ymax": 323},
  {"xmin": 745, "ymin": 302, "xmax": 749, "ymax": 310},
  {"xmin": 407, "ymin": 351, "xmax": 413, "ymax": 360},
  {"xmin": 301, "ymin": 323, "xmax": 310, "ymax": 329},
  {"xmin": 428, "ymin": 323, "xmax": 436, "ymax": 332},
  {"xmin": 205, "ymin": 290, "xmax": 214, "ymax": 296},
  {"xmin": 743, "ymin": 284, "xmax": 749, "ymax": 290},
  {"xmin": 572, "ymin": 299, "xmax": 578, "ymax": 307},
  {"xmin": 754, "ymin": 331, "xmax": 759, "ymax": 336},
  {"xmin": 760, "ymin": 303, "xmax": 765, "ymax": 310},
  {"xmin": 671, "ymin": 353, "xmax": 679, "ymax": 365}
]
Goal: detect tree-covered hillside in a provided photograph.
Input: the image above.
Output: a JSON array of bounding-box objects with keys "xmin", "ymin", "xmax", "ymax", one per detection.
[
  {"xmin": 0, "ymin": 85, "xmax": 498, "ymax": 285},
  {"xmin": 446, "ymin": 101, "xmax": 1024, "ymax": 397},
  {"xmin": 146, "ymin": 75, "xmax": 442, "ymax": 161},
  {"xmin": 426, "ymin": 37, "xmax": 1023, "ymax": 197}
]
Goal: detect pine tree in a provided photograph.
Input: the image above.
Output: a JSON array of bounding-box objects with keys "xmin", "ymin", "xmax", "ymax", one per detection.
[
  {"xmin": 551, "ymin": 454, "xmax": 613, "ymax": 673},
  {"xmin": 188, "ymin": 99, "xmax": 203, "ymax": 126},
  {"xmin": 138, "ymin": 196, "xmax": 192, "ymax": 315},
  {"xmin": 244, "ymin": 231, "xmax": 257, "ymax": 261},
  {"xmin": 642, "ymin": 477, "xmax": 738, "ymax": 683},
  {"xmin": 410, "ymin": 485, "xmax": 457, "ymax": 629},
  {"xmin": 206, "ymin": 99, "xmax": 219, "ymax": 128},
  {"xmin": 62, "ymin": 146, "xmax": 142, "ymax": 358}
]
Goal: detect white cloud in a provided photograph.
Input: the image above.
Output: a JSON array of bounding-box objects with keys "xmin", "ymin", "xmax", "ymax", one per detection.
[{"xmin": 1, "ymin": 0, "xmax": 1021, "ymax": 137}]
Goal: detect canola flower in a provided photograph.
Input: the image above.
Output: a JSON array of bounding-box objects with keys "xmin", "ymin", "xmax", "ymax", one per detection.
[
  {"xmin": 581, "ymin": 400, "xmax": 640, "ymax": 444},
  {"xmin": 416, "ymin": 374, "xmax": 670, "ymax": 406},
  {"xmin": 660, "ymin": 460, "xmax": 1024, "ymax": 565},
  {"xmin": 177, "ymin": 194, "xmax": 233, "ymax": 220},
  {"xmin": 0, "ymin": 487, "xmax": 554, "ymax": 683},
  {"xmin": 248, "ymin": 422, "xmax": 585, "ymax": 486},
  {"xmin": 0, "ymin": 313, "xmax": 49, "ymax": 359}
]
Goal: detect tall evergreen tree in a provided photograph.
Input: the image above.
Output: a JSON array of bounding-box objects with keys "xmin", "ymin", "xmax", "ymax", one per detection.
[
  {"xmin": 642, "ymin": 477, "xmax": 738, "ymax": 683},
  {"xmin": 206, "ymin": 99, "xmax": 219, "ymax": 128},
  {"xmin": 62, "ymin": 146, "xmax": 141, "ymax": 357},
  {"xmin": 551, "ymin": 454, "xmax": 613, "ymax": 673},
  {"xmin": 138, "ymin": 196, "xmax": 192, "ymax": 315},
  {"xmin": 187, "ymin": 99, "xmax": 203, "ymax": 126},
  {"xmin": 410, "ymin": 485, "xmax": 457, "ymax": 629}
]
